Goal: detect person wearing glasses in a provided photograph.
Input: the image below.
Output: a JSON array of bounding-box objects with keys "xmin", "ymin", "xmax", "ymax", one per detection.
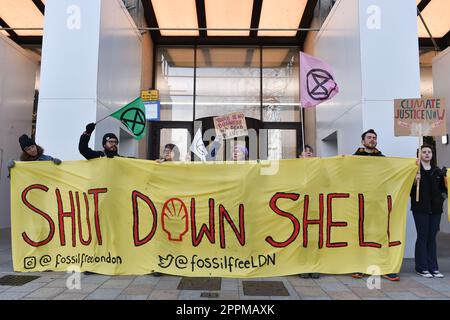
[{"xmin": 79, "ymin": 123, "xmax": 120, "ymax": 159}]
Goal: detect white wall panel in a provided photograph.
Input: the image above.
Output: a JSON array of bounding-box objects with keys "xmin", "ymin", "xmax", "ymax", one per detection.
[
  {"xmin": 0, "ymin": 35, "xmax": 38, "ymax": 228},
  {"xmin": 38, "ymin": 0, "xmax": 101, "ymax": 100},
  {"xmin": 315, "ymin": 0, "xmax": 362, "ymax": 141},
  {"xmin": 36, "ymin": 0, "xmax": 102, "ymax": 159},
  {"xmin": 96, "ymin": 0, "xmax": 142, "ymax": 155},
  {"xmin": 36, "ymin": 0, "xmax": 142, "ymax": 159},
  {"xmin": 359, "ymin": 0, "xmax": 421, "ymax": 101},
  {"xmin": 36, "ymin": 99, "xmax": 97, "ymax": 159},
  {"xmin": 315, "ymin": 0, "xmax": 422, "ymax": 257},
  {"xmin": 432, "ymin": 48, "xmax": 450, "ymax": 233},
  {"xmin": 97, "ymin": 0, "xmax": 142, "ymax": 113}
]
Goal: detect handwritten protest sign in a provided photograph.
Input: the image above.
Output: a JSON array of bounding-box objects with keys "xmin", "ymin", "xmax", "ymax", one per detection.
[
  {"xmin": 394, "ymin": 98, "xmax": 446, "ymax": 136},
  {"xmin": 10, "ymin": 157, "xmax": 416, "ymax": 276},
  {"xmin": 213, "ymin": 112, "xmax": 248, "ymax": 139}
]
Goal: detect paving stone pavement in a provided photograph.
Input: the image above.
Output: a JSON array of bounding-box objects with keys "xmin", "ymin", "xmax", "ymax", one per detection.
[{"xmin": 1, "ymin": 228, "xmax": 450, "ymax": 300}]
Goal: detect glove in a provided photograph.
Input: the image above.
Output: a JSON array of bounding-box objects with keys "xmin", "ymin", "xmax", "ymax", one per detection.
[
  {"xmin": 7, "ymin": 160, "xmax": 15, "ymax": 178},
  {"xmin": 7, "ymin": 160, "xmax": 15, "ymax": 170},
  {"xmin": 85, "ymin": 123, "xmax": 96, "ymax": 134},
  {"xmin": 52, "ymin": 158, "xmax": 62, "ymax": 165}
]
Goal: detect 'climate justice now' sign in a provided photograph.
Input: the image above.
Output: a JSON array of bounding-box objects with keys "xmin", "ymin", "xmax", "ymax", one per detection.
[
  {"xmin": 10, "ymin": 157, "xmax": 416, "ymax": 277},
  {"xmin": 394, "ymin": 98, "xmax": 446, "ymax": 136}
]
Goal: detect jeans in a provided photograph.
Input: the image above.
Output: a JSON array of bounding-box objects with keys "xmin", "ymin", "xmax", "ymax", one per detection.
[{"xmin": 412, "ymin": 212, "xmax": 441, "ymax": 272}]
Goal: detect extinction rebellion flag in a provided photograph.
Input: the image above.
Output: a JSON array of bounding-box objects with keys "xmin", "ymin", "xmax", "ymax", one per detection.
[
  {"xmin": 299, "ymin": 52, "xmax": 339, "ymax": 108},
  {"xmin": 111, "ymin": 97, "xmax": 146, "ymax": 140}
]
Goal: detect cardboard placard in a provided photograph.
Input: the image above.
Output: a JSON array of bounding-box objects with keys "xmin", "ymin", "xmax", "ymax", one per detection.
[
  {"xmin": 394, "ymin": 98, "xmax": 446, "ymax": 136},
  {"xmin": 213, "ymin": 112, "xmax": 248, "ymax": 139}
]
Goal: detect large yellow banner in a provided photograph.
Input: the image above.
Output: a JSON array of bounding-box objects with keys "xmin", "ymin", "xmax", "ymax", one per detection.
[{"xmin": 10, "ymin": 156, "xmax": 417, "ymax": 277}]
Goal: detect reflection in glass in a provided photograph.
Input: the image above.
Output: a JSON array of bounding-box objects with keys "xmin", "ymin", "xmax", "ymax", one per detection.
[
  {"xmin": 156, "ymin": 47, "xmax": 194, "ymax": 121},
  {"xmin": 159, "ymin": 129, "xmax": 190, "ymax": 161},
  {"xmin": 155, "ymin": 46, "xmax": 301, "ymax": 123},
  {"xmin": 263, "ymin": 48, "xmax": 300, "ymax": 122},
  {"xmin": 154, "ymin": 46, "xmax": 302, "ymax": 161},
  {"xmin": 195, "ymin": 47, "xmax": 261, "ymax": 119},
  {"xmin": 268, "ymin": 129, "xmax": 297, "ymax": 160}
]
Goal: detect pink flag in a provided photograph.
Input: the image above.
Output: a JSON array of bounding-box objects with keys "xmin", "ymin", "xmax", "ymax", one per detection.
[{"xmin": 299, "ymin": 52, "xmax": 339, "ymax": 108}]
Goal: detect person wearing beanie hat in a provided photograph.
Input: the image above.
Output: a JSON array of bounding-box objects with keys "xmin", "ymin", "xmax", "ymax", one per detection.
[
  {"xmin": 17, "ymin": 134, "xmax": 60, "ymax": 163},
  {"xmin": 79, "ymin": 123, "xmax": 119, "ymax": 277},
  {"xmin": 79, "ymin": 122, "xmax": 121, "ymax": 159},
  {"xmin": 19, "ymin": 134, "xmax": 35, "ymax": 151},
  {"xmin": 7, "ymin": 134, "xmax": 62, "ymax": 177},
  {"xmin": 102, "ymin": 133, "xmax": 119, "ymax": 147}
]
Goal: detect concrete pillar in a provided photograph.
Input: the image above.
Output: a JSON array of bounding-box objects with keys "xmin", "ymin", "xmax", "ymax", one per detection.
[
  {"xmin": 314, "ymin": 0, "xmax": 421, "ymax": 257},
  {"xmin": 0, "ymin": 35, "xmax": 38, "ymax": 228},
  {"xmin": 36, "ymin": 0, "xmax": 142, "ymax": 160},
  {"xmin": 432, "ymin": 47, "xmax": 450, "ymax": 232}
]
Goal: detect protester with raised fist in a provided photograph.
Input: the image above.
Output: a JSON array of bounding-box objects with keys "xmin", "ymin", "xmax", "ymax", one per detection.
[{"xmin": 79, "ymin": 122, "xmax": 120, "ymax": 159}]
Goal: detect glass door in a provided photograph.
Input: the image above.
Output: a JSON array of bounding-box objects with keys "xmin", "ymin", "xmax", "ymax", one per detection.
[
  {"xmin": 148, "ymin": 122, "xmax": 193, "ymax": 160},
  {"xmin": 261, "ymin": 123, "xmax": 301, "ymax": 160}
]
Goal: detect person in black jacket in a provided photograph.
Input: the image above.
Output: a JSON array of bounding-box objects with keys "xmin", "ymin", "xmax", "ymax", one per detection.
[
  {"xmin": 352, "ymin": 129, "xmax": 400, "ymax": 282},
  {"xmin": 411, "ymin": 144, "xmax": 448, "ymax": 278},
  {"xmin": 79, "ymin": 123, "xmax": 120, "ymax": 159},
  {"xmin": 7, "ymin": 134, "xmax": 62, "ymax": 177},
  {"xmin": 298, "ymin": 145, "xmax": 321, "ymax": 279},
  {"xmin": 353, "ymin": 129, "xmax": 384, "ymax": 156},
  {"xmin": 78, "ymin": 123, "xmax": 120, "ymax": 276}
]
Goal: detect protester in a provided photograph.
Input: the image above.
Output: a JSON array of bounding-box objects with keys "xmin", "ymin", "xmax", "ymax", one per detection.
[
  {"xmin": 78, "ymin": 123, "xmax": 120, "ymax": 275},
  {"xmin": 79, "ymin": 123, "xmax": 120, "ymax": 159},
  {"xmin": 153, "ymin": 143, "xmax": 181, "ymax": 276},
  {"xmin": 231, "ymin": 145, "xmax": 249, "ymax": 161},
  {"xmin": 157, "ymin": 143, "xmax": 180, "ymax": 163},
  {"xmin": 298, "ymin": 144, "xmax": 320, "ymax": 279},
  {"xmin": 298, "ymin": 144, "xmax": 314, "ymax": 158},
  {"xmin": 7, "ymin": 134, "xmax": 62, "ymax": 176},
  {"xmin": 206, "ymin": 136, "xmax": 222, "ymax": 161},
  {"xmin": 352, "ymin": 129, "xmax": 400, "ymax": 282},
  {"xmin": 411, "ymin": 145, "xmax": 448, "ymax": 278},
  {"xmin": 353, "ymin": 129, "xmax": 384, "ymax": 156}
]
